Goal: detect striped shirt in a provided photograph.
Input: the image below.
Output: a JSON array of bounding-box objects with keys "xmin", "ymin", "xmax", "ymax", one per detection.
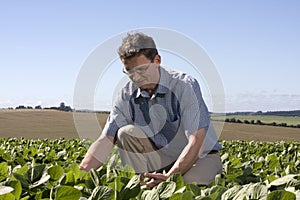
[{"xmin": 102, "ymin": 66, "xmax": 221, "ymax": 158}]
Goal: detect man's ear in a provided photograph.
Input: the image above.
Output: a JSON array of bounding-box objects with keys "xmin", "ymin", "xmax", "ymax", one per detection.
[{"xmin": 153, "ymin": 54, "xmax": 161, "ymax": 65}]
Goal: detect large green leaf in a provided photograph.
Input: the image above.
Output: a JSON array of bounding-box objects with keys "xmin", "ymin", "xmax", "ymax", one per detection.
[
  {"xmin": 231, "ymin": 183, "xmax": 268, "ymax": 200},
  {"xmin": 169, "ymin": 193, "xmax": 183, "ymax": 200},
  {"xmin": 267, "ymin": 190, "xmax": 296, "ymax": 200},
  {"xmin": 13, "ymin": 173, "xmax": 29, "ymax": 190},
  {"xmin": 6, "ymin": 180, "xmax": 22, "ymax": 200},
  {"xmin": 0, "ymin": 162, "xmax": 9, "ymax": 182},
  {"xmin": 207, "ymin": 185, "xmax": 227, "ymax": 200},
  {"xmin": 121, "ymin": 174, "xmax": 140, "ymax": 199},
  {"xmin": 48, "ymin": 165, "xmax": 64, "ymax": 181},
  {"xmin": 182, "ymin": 191, "xmax": 194, "ymax": 200},
  {"xmin": 26, "ymin": 164, "xmax": 46, "ymax": 183},
  {"xmin": 141, "ymin": 190, "xmax": 159, "ymax": 200},
  {"xmin": 269, "ymin": 174, "xmax": 298, "ymax": 187},
  {"xmin": 156, "ymin": 181, "xmax": 177, "ymax": 199},
  {"xmin": 55, "ymin": 186, "xmax": 81, "ymax": 200},
  {"xmin": 167, "ymin": 173, "xmax": 185, "ymax": 191},
  {"xmin": 248, "ymin": 183, "xmax": 268, "ymax": 199},
  {"xmin": 107, "ymin": 176, "xmax": 129, "ymax": 193},
  {"xmin": 89, "ymin": 186, "xmax": 113, "ymax": 200},
  {"xmin": 186, "ymin": 183, "xmax": 201, "ymax": 196},
  {"xmin": 0, "ymin": 192, "xmax": 15, "ymax": 200},
  {"xmin": 221, "ymin": 185, "xmax": 241, "ymax": 200}
]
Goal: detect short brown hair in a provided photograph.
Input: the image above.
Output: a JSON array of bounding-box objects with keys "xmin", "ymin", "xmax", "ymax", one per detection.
[{"xmin": 118, "ymin": 32, "xmax": 158, "ymax": 61}]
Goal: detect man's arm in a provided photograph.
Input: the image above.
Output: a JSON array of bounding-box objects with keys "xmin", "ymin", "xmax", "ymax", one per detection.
[
  {"xmin": 79, "ymin": 135, "xmax": 114, "ymax": 171},
  {"xmin": 143, "ymin": 128, "xmax": 205, "ymax": 187},
  {"xmin": 167, "ymin": 128, "xmax": 205, "ymax": 175}
]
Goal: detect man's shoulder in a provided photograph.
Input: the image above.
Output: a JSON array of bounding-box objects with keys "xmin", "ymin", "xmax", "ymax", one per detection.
[
  {"xmin": 162, "ymin": 67, "xmax": 198, "ymax": 86},
  {"xmin": 118, "ymin": 81, "xmax": 137, "ymax": 98}
]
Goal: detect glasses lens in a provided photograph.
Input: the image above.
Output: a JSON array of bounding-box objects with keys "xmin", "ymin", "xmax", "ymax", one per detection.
[{"xmin": 123, "ymin": 63, "xmax": 151, "ymax": 76}]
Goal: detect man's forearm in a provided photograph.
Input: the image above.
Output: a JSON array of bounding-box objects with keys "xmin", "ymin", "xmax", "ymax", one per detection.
[
  {"xmin": 80, "ymin": 135, "xmax": 114, "ymax": 171},
  {"xmin": 167, "ymin": 128, "xmax": 205, "ymax": 176}
]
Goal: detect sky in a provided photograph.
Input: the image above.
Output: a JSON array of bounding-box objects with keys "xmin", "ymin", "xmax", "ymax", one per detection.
[{"xmin": 0, "ymin": 0, "xmax": 300, "ymax": 112}]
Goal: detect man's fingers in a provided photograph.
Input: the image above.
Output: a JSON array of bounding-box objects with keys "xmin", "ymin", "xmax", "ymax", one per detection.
[
  {"xmin": 145, "ymin": 179, "xmax": 162, "ymax": 188},
  {"xmin": 144, "ymin": 172, "xmax": 167, "ymax": 180}
]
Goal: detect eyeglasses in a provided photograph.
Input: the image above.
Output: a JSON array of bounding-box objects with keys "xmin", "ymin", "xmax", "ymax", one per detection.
[{"xmin": 123, "ymin": 63, "xmax": 152, "ymax": 76}]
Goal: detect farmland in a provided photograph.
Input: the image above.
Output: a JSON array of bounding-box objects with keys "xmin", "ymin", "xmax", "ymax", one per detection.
[
  {"xmin": 0, "ymin": 110, "xmax": 300, "ymax": 141},
  {"xmin": 0, "ymin": 110, "xmax": 299, "ymax": 199}
]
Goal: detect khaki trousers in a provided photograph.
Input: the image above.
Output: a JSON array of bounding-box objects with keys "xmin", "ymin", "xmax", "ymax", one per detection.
[{"xmin": 116, "ymin": 125, "xmax": 222, "ymax": 185}]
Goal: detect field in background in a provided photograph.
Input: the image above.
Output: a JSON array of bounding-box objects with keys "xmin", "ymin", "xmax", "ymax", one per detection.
[
  {"xmin": 0, "ymin": 110, "xmax": 299, "ymax": 141},
  {"xmin": 211, "ymin": 114, "xmax": 300, "ymax": 126}
]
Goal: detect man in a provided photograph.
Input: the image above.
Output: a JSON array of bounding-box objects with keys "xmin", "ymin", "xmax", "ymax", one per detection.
[{"xmin": 80, "ymin": 32, "xmax": 222, "ymax": 187}]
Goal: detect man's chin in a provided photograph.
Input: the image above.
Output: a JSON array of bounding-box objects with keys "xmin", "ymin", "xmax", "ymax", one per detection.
[{"xmin": 136, "ymin": 82, "xmax": 148, "ymax": 89}]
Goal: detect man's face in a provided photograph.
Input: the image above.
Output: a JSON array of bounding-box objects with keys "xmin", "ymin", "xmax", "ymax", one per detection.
[{"xmin": 122, "ymin": 54, "xmax": 160, "ymax": 90}]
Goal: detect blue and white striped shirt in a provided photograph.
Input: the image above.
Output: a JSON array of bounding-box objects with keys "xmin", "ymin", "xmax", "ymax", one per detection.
[{"xmin": 102, "ymin": 66, "xmax": 221, "ymax": 158}]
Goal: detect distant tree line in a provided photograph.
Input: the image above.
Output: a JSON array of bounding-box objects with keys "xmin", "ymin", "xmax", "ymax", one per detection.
[
  {"xmin": 14, "ymin": 102, "xmax": 72, "ymax": 112},
  {"xmin": 226, "ymin": 110, "xmax": 300, "ymax": 117},
  {"xmin": 225, "ymin": 118, "xmax": 300, "ymax": 128}
]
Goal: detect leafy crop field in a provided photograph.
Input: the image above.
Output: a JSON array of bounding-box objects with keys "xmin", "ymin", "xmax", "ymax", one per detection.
[{"xmin": 0, "ymin": 138, "xmax": 299, "ymax": 199}]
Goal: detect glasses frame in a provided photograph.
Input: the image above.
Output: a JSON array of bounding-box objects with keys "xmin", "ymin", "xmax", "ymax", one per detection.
[{"xmin": 123, "ymin": 62, "xmax": 153, "ymax": 77}]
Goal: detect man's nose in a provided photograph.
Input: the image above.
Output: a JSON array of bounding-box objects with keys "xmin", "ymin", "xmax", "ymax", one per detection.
[{"xmin": 131, "ymin": 72, "xmax": 142, "ymax": 82}]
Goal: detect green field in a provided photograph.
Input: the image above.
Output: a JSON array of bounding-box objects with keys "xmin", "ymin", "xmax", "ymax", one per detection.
[
  {"xmin": 0, "ymin": 138, "xmax": 299, "ymax": 199},
  {"xmin": 211, "ymin": 114, "xmax": 300, "ymax": 126}
]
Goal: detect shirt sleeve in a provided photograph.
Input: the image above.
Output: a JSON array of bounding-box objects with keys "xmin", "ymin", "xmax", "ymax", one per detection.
[
  {"xmin": 180, "ymin": 77, "xmax": 210, "ymax": 135},
  {"xmin": 101, "ymin": 90, "xmax": 131, "ymax": 138}
]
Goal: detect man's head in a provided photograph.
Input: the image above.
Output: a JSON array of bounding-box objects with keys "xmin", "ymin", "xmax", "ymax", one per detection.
[
  {"xmin": 118, "ymin": 32, "xmax": 161, "ymax": 91},
  {"xmin": 118, "ymin": 32, "xmax": 158, "ymax": 62}
]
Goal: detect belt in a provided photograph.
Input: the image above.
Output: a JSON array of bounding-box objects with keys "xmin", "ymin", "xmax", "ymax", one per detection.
[{"xmin": 208, "ymin": 150, "xmax": 219, "ymax": 154}]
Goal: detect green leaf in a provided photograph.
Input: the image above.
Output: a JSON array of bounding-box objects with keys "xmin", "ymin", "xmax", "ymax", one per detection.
[
  {"xmin": 118, "ymin": 165, "xmax": 135, "ymax": 179},
  {"xmin": 182, "ymin": 191, "xmax": 194, "ymax": 200},
  {"xmin": 6, "ymin": 180, "xmax": 22, "ymax": 200},
  {"xmin": 48, "ymin": 165, "xmax": 64, "ymax": 181},
  {"xmin": 221, "ymin": 185, "xmax": 242, "ymax": 200},
  {"xmin": 267, "ymin": 190, "xmax": 296, "ymax": 200},
  {"xmin": 141, "ymin": 190, "xmax": 159, "ymax": 200},
  {"xmin": 108, "ymin": 176, "xmax": 129, "ymax": 193},
  {"xmin": 0, "ymin": 186, "xmax": 14, "ymax": 195},
  {"xmin": 13, "ymin": 173, "xmax": 29, "ymax": 190},
  {"xmin": 269, "ymin": 174, "xmax": 298, "ymax": 187},
  {"xmin": 89, "ymin": 168, "xmax": 100, "ymax": 187},
  {"xmin": 2, "ymin": 153, "xmax": 12, "ymax": 162},
  {"xmin": 169, "ymin": 193, "xmax": 183, "ymax": 200},
  {"xmin": 167, "ymin": 173, "xmax": 185, "ymax": 191},
  {"xmin": 0, "ymin": 192, "xmax": 15, "ymax": 200},
  {"xmin": 55, "ymin": 186, "xmax": 81, "ymax": 200},
  {"xmin": 267, "ymin": 154, "xmax": 280, "ymax": 170},
  {"xmin": 121, "ymin": 175, "xmax": 140, "ymax": 199},
  {"xmin": 230, "ymin": 183, "xmax": 267, "ymax": 200},
  {"xmin": 62, "ymin": 171, "xmax": 75, "ymax": 185},
  {"xmin": 248, "ymin": 183, "xmax": 268, "ymax": 199},
  {"xmin": 89, "ymin": 186, "xmax": 113, "ymax": 200},
  {"xmin": 13, "ymin": 165, "xmax": 28, "ymax": 176},
  {"xmin": 186, "ymin": 183, "xmax": 201, "ymax": 196},
  {"xmin": 156, "ymin": 181, "xmax": 176, "ymax": 199},
  {"xmin": 26, "ymin": 164, "xmax": 46, "ymax": 183},
  {"xmin": 207, "ymin": 185, "xmax": 227, "ymax": 200},
  {"xmin": 29, "ymin": 174, "xmax": 50, "ymax": 189},
  {"xmin": 0, "ymin": 162, "xmax": 9, "ymax": 182}
]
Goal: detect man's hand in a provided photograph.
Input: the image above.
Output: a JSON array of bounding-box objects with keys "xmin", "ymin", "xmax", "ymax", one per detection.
[
  {"xmin": 79, "ymin": 135, "xmax": 114, "ymax": 172},
  {"xmin": 79, "ymin": 153, "xmax": 102, "ymax": 172},
  {"xmin": 142, "ymin": 172, "xmax": 169, "ymax": 188}
]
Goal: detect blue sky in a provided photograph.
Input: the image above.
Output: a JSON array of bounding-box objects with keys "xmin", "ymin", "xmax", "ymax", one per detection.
[{"xmin": 1, "ymin": 1, "xmax": 299, "ymax": 112}]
